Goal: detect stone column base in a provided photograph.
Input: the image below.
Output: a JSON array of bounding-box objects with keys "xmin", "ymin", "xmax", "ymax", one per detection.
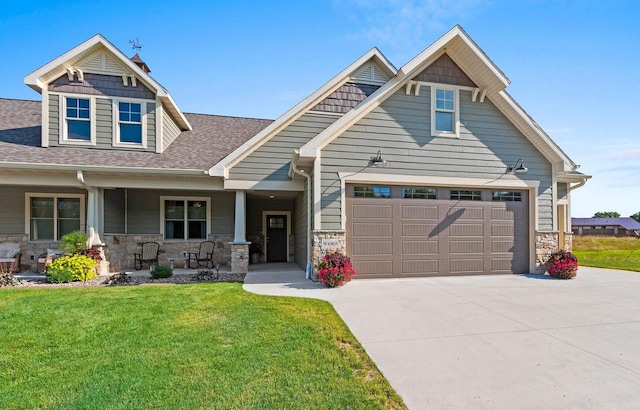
[
  {"xmin": 311, "ymin": 230, "xmax": 346, "ymax": 279},
  {"xmin": 230, "ymin": 242, "xmax": 250, "ymax": 273},
  {"xmin": 535, "ymin": 231, "xmax": 559, "ymax": 273}
]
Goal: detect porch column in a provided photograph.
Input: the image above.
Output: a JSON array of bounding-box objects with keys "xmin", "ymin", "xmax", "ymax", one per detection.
[
  {"xmin": 230, "ymin": 190, "xmax": 249, "ymax": 273},
  {"xmin": 233, "ymin": 190, "xmax": 247, "ymax": 243}
]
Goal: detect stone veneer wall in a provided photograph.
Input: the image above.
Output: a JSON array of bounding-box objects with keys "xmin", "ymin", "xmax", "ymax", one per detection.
[
  {"xmin": 311, "ymin": 230, "xmax": 346, "ymax": 279},
  {"xmin": 535, "ymin": 231, "xmax": 559, "ymax": 273},
  {"xmin": 563, "ymin": 232, "xmax": 573, "ymax": 252},
  {"xmin": 102, "ymin": 233, "xmax": 234, "ymax": 272}
]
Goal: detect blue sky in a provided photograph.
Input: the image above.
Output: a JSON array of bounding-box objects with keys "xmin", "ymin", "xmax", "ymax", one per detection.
[{"xmin": 1, "ymin": 0, "xmax": 638, "ymax": 217}]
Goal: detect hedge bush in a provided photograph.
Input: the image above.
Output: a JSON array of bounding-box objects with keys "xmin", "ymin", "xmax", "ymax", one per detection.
[
  {"xmin": 46, "ymin": 254, "xmax": 97, "ymax": 283},
  {"xmin": 150, "ymin": 265, "xmax": 173, "ymax": 279}
]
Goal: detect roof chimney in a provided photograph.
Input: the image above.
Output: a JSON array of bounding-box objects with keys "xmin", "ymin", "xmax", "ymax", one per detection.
[{"xmin": 130, "ymin": 53, "xmax": 151, "ymax": 74}]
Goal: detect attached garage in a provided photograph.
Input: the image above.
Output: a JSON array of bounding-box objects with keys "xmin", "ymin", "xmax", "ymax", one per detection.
[{"xmin": 346, "ymin": 184, "xmax": 529, "ymax": 278}]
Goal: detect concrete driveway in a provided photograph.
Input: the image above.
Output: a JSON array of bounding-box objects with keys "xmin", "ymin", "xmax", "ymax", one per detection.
[{"xmin": 244, "ymin": 266, "xmax": 640, "ymax": 409}]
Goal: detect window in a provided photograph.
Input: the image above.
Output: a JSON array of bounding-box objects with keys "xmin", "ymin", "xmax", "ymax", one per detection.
[
  {"xmin": 27, "ymin": 194, "xmax": 84, "ymax": 241},
  {"xmin": 353, "ymin": 186, "xmax": 391, "ymax": 198},
  {"xmin": 162, "ymin": 197, "xmax": 210, "ymax": 240},
  {"xmin": 431, "ymin": 87, "xmax": 459, "ymax": 137},
  {"xmin": 403, "ymin": 187, "xmax": 436, "ymax": 199},
  {"xmin": 64, "ymin": 97, "xmax": 91, "ymax": 141},
  {"xmin": 450, "ymin": 190, "xmax": 481, "ymax": 201},
  {"xmin": 117, "ymin": 102, "xmax": 142, "ymax": 144},
  {"xmin": 492, "ymin": 191, "xmax": 522, "ymax": 202}
]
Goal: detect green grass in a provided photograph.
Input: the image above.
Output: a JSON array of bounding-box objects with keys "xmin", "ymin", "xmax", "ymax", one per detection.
[
  {"xmin": 0, "ymin": 284, "xmax": 405, "ymax": 409},
  {"xmin": 573, "ymin": 236, "xmax": 640, "ymax": 272}
]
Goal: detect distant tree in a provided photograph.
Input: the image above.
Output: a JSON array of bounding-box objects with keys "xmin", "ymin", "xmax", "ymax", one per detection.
[
  {"xmin": 631, "ymin": 212, "xmax": 640, "ymax": 223},
  {"xmin": 593, "ymin": 211, "xmax": 620, "ymax": 218}
]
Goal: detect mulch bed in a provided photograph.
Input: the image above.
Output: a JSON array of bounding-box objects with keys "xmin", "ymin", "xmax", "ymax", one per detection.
[{"xmin": 5, "ymin": 270, "xmax": 246, "ymax": 288}]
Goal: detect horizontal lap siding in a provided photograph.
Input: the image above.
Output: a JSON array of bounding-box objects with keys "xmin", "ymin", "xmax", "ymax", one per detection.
[
  {"xmin": 48, "ymin": 95, "xmax": 59, "ymax": 143},
  {"xmin": 126, "ymin": 190, "xmax": 235, "ymax": 235},
  {"xmin": 162, "ymin": 109, "xmax": 181, "ymax": 150},
  {"xmin": 0, "ymin": 186, "xmax": 87, "ymax": 235},
  {"xmin": 104, "ymin": 189, "xmax": 126, "ymax": 233},
  {"xmin": 95, "ymin": 98, "xmax": 112, "ymax": 147},
  {"xmin": 229, "ymin": 113, "xmax": 338, "ymax": 180},
  {"xmin": 294, "ymin": 190, "xmax": 307, "ymax": 269},
  {"xmin": 321, "ymin": 88, "xmax": 553, "ymax": 230},
  {"xmin": 146, "ymin": 103, "xmax": 156, "ymax": 152}
]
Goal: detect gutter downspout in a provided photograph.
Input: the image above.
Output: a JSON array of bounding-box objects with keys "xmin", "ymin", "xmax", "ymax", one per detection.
[
  {"xmin": 568, "ymin": 179, "xmax": 588, "ymax": 192},
  {"xmin": 291, "ymin": 150, "xmax": 312, "ymax": 279}
]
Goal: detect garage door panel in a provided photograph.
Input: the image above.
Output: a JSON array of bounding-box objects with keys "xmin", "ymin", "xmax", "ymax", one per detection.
[
  {"xmin": 450, "ymin": 240, "xmax": 484, "ymax": 254},
  {"xmin": 346, "ymin": 185, "xmax": 529, "ymax": 278},
  {"xmin": 352, "ymin": 241, "xmax": 393, "ymax": 255},
  {"xmin": 353, "ymin": 260, "xmax": 393, "ymax": 277},
  {"xmin": 450, "ymin": 223, "xmax": 483, "ymax": 237},
  {"xmin": 402, "ymin": 259, "xmax": 439, "ymax": 274},
  {"xmin": 353, "ymin": 222, "xmax": 393, "ymax": 237},
  {"xmin": 402, "ymin": 240, "xmax": 439, "ymax": 255},
  {"xmin": 402, "ymin": 205, "xmax": 438, "ymax": 220},
  {"xmin": 451, "ymin": 207, "xmax": 484, "ymax": 220},
  {"xmin": 492, "ymin": 224, "xmax": 514, "ymax": 236},
  {"xmin": 402, "ymin": 223, "xmax": 438, "ymax": 237},
  {"xmin": 450, "ymin": 258, "xmax": 484, "ymax": 274},
  {"xmin": 352, "ymin": 204, "xmax": 392, "ymax": 218}
]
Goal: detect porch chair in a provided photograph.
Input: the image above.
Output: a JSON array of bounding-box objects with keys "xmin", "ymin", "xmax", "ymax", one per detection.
[
  {"xmin": 36, "ymin": 249, "xmax": 63, "ymax": 273},
  {"xmin": 187, "ymin": 241, "xmax": 216, "ymax": 269},
  {"xmin": 134, "ymin": 242, "xmax": 160, "ymax": 270}
]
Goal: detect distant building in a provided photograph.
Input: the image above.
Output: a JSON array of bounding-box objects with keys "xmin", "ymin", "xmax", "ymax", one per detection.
[{"xmin": 572, "ymin": 218, "xmax": 640, "ymax": 237}]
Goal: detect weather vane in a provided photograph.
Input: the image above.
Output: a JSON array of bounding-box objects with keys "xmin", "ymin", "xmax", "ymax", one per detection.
[{"xmin": 129, "ymin": 38, "xmax": 142, "ymax": 51}]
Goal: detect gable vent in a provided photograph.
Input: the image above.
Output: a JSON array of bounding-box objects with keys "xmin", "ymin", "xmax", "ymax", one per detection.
[
  {"xmin": 353, "ymin": 62, "xmax": 389, "ymax": 85},
  {"xmin": 77, "ymin": 52, "xmax": 131, "ymax": 76}
]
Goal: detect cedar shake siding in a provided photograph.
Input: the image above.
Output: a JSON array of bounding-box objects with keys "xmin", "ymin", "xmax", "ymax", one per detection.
[
  {"xmin": 229, "ymin": 113, "xmax": 338, "ymax": 181},
  {"xmin": 311, "ymin": 82, "xmax": 380, "ymax": 114},
  {"xmin": 413, "ymin": 53, "xmax": 477, "ymax": 88},
  {"xmin": 48, "ymin": 73, "xmax": 155, "ymax": 100},
  {"xmin": 320, "ymin": 87, "xmax": 553, "ymax": 230}
]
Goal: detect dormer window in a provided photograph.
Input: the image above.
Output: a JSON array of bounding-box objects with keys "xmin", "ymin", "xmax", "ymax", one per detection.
[
  {"xmin": 64, "ymin": 97, "xmax": 91, "ymax": 142},
  {"xmin": 118, "ymin": 102, "xmax": 142, "ymax": 143},
  {"xmin": 431, "ymin": 86, "xmax": 460, "ymax": 137},
  {"xmin": 113, "ymin": 99, "xmax": 147, "ymax": 148}
]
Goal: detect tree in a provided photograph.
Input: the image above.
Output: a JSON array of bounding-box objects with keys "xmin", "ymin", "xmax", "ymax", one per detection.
[
  {"xmin": 631, "ymin": 212, "xmax": 640, "ymax": 223},
  {"xmin": 593, "ymin": 211, "xmax": 620, "ymax": 218}
]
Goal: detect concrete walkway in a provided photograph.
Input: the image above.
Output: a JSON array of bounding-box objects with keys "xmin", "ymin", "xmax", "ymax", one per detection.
[{"xmin": 244, "ymin": 266, "xmax": 640, "ymax": 409}]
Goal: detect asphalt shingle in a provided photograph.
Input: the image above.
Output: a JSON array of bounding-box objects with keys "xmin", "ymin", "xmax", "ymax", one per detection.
[{"xmin": 0, "ymin": 98, "xmax": 273, "ymax": 170}]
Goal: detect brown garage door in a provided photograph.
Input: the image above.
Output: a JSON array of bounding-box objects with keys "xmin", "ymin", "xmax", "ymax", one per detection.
[{"xmin": 346, "ymin": 185, "xmax": 529, "ymax": 278}]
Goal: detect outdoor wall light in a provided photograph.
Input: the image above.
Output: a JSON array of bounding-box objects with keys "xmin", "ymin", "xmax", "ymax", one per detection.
[
  {"xmin": 370, "ymin": 150, "xmax": 388, "ymax": 167},
  {"xmin": 506, "ymin": 159, "xmax": 528, "ymax": 174}
]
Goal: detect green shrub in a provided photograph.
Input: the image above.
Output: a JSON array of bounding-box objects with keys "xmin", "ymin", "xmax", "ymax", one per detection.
[
  {"xmin": 46, "ymin": 254, "xmax": 97, "ymax": 283},
  {"xmin": 150, "ymin": 265, "xmax": 173, "ymax": 279},
  {"xmin": 60, "ymin": 230, "xmax": 88, "ymax": 254}
]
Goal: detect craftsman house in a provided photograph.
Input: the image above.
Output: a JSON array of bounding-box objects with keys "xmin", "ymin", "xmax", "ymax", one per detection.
[{"xmin": 0, "ymin": 26, "xmax": 589, "ymax": 278}]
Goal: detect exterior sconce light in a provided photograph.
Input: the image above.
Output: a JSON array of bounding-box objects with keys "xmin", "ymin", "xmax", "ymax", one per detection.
[
  {"xmin": 370, "ymin": 150, "xmax": 388, "ymax": 167},
  {"xmin": 506, "ymin": 159, "xmax": 528, "ymax": 174}
]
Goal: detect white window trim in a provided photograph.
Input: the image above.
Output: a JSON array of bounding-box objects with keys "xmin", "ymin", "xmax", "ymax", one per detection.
[
  {"xmin": 430, "ymin": 86, "xmax": 460, "ymax": 138},
  {"xmin": 59, "ymin": 94, "xmax": 96, "ymax": 146},
  {"xmin": 25, "ymin": 193, "xmax": 86, "ymax": 242},
  {"xmin": 160, "ymin": 196, "xmax": 211, "ymax": 241},
  {"xmin": 112, "ymin": 98, "xmax": 148, "ymax": 148}
]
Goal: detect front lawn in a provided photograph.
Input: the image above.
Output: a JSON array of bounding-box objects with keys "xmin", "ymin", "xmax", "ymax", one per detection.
[
  {"xmin": 573, "ymin": 236, "xmax": 640, "ymax": 272},
  {"xmin": 0, "ymin": 284, "xmax": 405, "ymax": 409}
]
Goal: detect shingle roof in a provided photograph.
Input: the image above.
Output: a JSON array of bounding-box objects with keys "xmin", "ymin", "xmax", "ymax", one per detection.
[
  {"xmin": 572, "ymin": 217, "xmax": 640, "ymax": 231},
  {"xmin": 0, "ymin": 98, "xmax": 273, "ymax": 170}
]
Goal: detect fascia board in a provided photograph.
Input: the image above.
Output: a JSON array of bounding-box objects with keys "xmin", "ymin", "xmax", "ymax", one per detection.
[
  {"xmin": 208, "ymin": 47, "xmax": 396, "ymax": 177},
  {"xmin": 401, "ymin": 25, "xmax": 509, "ymax": 89},
  {"xmin": 0, "ymin": 161, "xmax": 208, "ymax": 176}
]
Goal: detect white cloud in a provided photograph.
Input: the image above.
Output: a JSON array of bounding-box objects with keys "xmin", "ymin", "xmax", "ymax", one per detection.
[{"xmin": 334, "ymin": 0, "xmax": 486, "ymax": 50}]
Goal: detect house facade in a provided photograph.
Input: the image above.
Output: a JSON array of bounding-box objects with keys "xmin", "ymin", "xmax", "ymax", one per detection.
[
  {"xmin": 0, "ymin": 26, "xmax": 589, "ymax": 278},
  {"xmin": 572, "ymin": 218, "xmax": 640, "ymax": 237}
]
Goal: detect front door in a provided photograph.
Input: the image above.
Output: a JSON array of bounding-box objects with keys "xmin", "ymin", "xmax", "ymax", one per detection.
[{"xmin": 266, "ymin": 215, "xmax": 287, "ymax": 262}]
